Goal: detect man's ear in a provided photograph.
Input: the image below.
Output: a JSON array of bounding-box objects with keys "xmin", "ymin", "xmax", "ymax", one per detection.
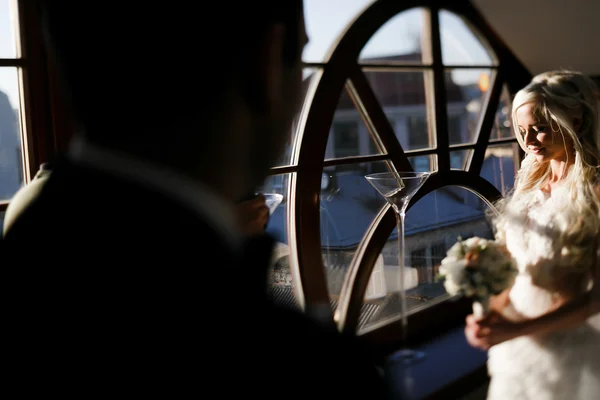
[
  {"xmin": 244, "ymin": 24, "xmax": 286, "ymax": 113},
  {"xmin": 263, "ymin": 24, "xmax": 285, "ymax": 111}
]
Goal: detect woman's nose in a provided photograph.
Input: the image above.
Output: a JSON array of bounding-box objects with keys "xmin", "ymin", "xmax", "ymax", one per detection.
[{"xmin": 524, "ymin": 129, "xmax": 537, "ymax": 144}]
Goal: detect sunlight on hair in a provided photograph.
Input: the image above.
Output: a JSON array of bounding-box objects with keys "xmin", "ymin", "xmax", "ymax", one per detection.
[{"xmin": 492, "ymin": 70, "xmax": 600, "ymax": 271}]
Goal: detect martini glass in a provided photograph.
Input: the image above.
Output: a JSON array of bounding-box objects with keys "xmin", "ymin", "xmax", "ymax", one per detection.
[{"xmin": 365, "ymin": 171, "xmax": 431, "ymax": 365}]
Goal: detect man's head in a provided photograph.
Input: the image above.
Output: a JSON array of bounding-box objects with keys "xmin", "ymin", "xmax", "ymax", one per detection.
[{"xmin": 40, "ymin": 2, "xmax": 307, "ymax": 200}]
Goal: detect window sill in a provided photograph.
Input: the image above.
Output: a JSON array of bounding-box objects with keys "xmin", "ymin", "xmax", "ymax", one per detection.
[{"xmin": 383, "ymin": 325, "xmax": 489, "ymax": 399}]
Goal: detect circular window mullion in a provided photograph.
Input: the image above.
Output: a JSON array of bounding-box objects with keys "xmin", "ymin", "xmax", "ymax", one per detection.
[
  {"xmin": 333, "ymin": 2, "xmax": 529, "ymax": 338},
  {"xmin": 293, "ymin": 0, "xmax": 531, "ymax": 339}
]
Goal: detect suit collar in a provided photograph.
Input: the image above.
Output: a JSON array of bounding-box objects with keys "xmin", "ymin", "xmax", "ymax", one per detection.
[{"xmin": 68, "ymin": 136, "xmax": 241, "ymax": 251}]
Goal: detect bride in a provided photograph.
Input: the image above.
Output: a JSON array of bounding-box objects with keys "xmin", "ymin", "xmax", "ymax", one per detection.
[{"xmin": 465, "ymin": 70, "xmax": 600, "ymax": 399}]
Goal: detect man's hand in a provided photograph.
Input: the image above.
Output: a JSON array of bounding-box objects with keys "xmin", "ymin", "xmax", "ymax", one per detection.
[{"xmin": 236, "ymin": 194, "xmax": 269, "ymax": 236}]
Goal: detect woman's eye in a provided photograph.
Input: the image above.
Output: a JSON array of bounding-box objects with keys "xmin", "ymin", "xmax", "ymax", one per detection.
[{"xmin": 535, "ymin": 126, "xmax": 546, "ymax": 133}]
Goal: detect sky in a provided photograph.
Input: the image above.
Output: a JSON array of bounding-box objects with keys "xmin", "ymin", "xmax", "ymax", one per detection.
[
  {"xmin": 0, "ymin": 0, "xmax": 18, "ymax": 110},
  {"xmin": 0, "ymin": 0, "xmax": 494, "ymax": 111}
]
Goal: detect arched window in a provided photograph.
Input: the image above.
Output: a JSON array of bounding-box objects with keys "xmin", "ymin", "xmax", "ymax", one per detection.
[
  {"xmin": 0, "ymin": 0, "xmax": 70, "ymax": 228},
  {"xmin": 264, "ymin": 0, "xmax": 531, "ymax": 346}
]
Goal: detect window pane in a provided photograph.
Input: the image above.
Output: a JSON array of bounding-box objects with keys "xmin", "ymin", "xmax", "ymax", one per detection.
[
  {"xmin": 408, "ymin": 154, "xmax": 436, "ymax": 172},
  {"xmin": 303, "ymin": 0, "xmax": 374, "ymax": 62},
  {"xmin": 358, "ymin": 186, "xmax": 495, "ymax": 333},
  {"xmin": 450, "ymin": 149, "xmax": 472, "ymax": 170},
  {"xmin": 446, "ymin": 69, "xmax": 492, "ymax": 145},
  {"xmin": 274, "ymin": 68, "xmax": 321, "ymax": 167},
  {"xmin": 440, "ymin": 9, "xmax": 496, "ymax": 66},
  {"xmin": 359, "ymin": 8, "xmax": 428, "ymax": 64},
  {"xmin": 320, "ymin": 160, "xmax": 391, "ymax": 304},
  {"xmin": 333, "ymin": 121, "xmax": 359, "ymax": 157},
  {"xmin": 262, "ymin": 174, "xmax": 301, "ymax": 309},
  {"xmin": 364, "ymin": 69, "xmax": 433, "ymax": 151},
  {"xmin": 480, "ymin": 143, "xmax": 519, "ymax": 196},
  {"xmin": 0, "ymin": 67, "xmax": 24, "ymax": 201},
  {"xmin": 490, "ymin": 85, "xmax": 514, "ymax": 141},
  {"xmin": 325, "ymin": 81, "xmax": 385, "ymax": 160},
  {"xmin": 0, "ymin": 0, "xmax": 18, "ymax": 58}
]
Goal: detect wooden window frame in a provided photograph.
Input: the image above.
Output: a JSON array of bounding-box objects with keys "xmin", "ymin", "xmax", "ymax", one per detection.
[
  {"xmin": 271, "ymin": 0, "xmax": 531, "ymax": 349},
  {"xmin": 0, "ymin": 0, "xmax": 75, "ymax": 212}
]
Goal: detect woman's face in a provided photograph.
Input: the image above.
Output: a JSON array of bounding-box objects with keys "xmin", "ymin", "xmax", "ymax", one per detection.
[{"xmin": 516, "ymin": 103, "xmax": 573, "ymax": 163}]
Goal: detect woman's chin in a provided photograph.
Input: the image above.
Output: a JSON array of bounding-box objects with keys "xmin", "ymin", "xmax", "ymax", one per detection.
[{"xmin": 533, "ymin": 150, "xmax": 549, "ymax": 162}]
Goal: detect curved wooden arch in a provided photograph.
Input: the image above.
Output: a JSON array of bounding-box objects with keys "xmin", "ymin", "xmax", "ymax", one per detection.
[{"xmin": 290, "ymin": 0, "xmax": 531, "ymax": 331}]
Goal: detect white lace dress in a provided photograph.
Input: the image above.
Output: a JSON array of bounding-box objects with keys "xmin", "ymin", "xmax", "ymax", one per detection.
[{"xmin": 487, "ymin": 187, "xmax": 600, "ymax": 399}]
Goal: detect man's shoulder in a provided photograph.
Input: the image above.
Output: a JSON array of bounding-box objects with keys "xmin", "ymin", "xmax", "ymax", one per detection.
[{"xmin": 4, "ymin": 158, "xmax": 215, "ymax": 238}]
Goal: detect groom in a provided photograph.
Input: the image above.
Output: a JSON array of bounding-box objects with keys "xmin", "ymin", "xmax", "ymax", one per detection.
[{"xmin": 2, "ymin": 1, "xmax": 387, "ymax": 398}]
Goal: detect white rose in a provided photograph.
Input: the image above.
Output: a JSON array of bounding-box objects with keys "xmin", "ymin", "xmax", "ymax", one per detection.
[
  {"xmin": 441, "ymin": 259, "xmax": 467, "ymax": 279},
  {"xmin": 464, "ymin": 236, "xmax": 483, "ymax": 249},
  {"xmin": 441, "ymin": 256, "xmax": 459, "ymax": 265},
  {"xmin": 444, "ymin": 279, "xmax": 461, "ymax": 296}
]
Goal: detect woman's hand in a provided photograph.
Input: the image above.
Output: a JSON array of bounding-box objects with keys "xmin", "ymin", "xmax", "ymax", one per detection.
[
  {"xmin": 466, "ymin": 287, "xmax": 600, "ymax": 351},
  {"xmin": 464, "ymin": 311, "xmax": 523, "ymax": 350},
  {"xmin": 489, "ymin": 289, "xmax": 511, "ymax": 313}
]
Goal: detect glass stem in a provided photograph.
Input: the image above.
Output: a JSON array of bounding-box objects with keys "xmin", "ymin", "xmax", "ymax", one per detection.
[{"xmin": 396, "ymin": 210, "xmax": 408, "ymax": 345}]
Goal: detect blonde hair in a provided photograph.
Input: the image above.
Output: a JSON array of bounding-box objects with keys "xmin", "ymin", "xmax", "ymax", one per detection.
[{"xmin": 493, "ymin": 70, "xmax": 600, "ymax": 274}]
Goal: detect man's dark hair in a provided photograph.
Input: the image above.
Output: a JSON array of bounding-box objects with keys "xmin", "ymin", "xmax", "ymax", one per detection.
[{"xmin": 39, "ymin": 1, "xmax": 304, "ymax": 144}]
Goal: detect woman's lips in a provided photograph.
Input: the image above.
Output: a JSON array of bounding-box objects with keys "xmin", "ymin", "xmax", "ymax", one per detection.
[{"xmin": 529, "ymin": 147, "xmax": 544, "ymax": 154}]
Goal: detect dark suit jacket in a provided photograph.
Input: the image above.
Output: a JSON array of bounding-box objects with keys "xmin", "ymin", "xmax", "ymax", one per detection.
[{"xmin": 2, "ymin": 157, "xmax": 388, "ymax": 398}]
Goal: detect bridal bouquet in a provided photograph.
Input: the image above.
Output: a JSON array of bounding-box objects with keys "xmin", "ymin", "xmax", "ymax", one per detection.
[{"xmin": 437, "ymin": 236, "xmax": 517, "ymax": 318}]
